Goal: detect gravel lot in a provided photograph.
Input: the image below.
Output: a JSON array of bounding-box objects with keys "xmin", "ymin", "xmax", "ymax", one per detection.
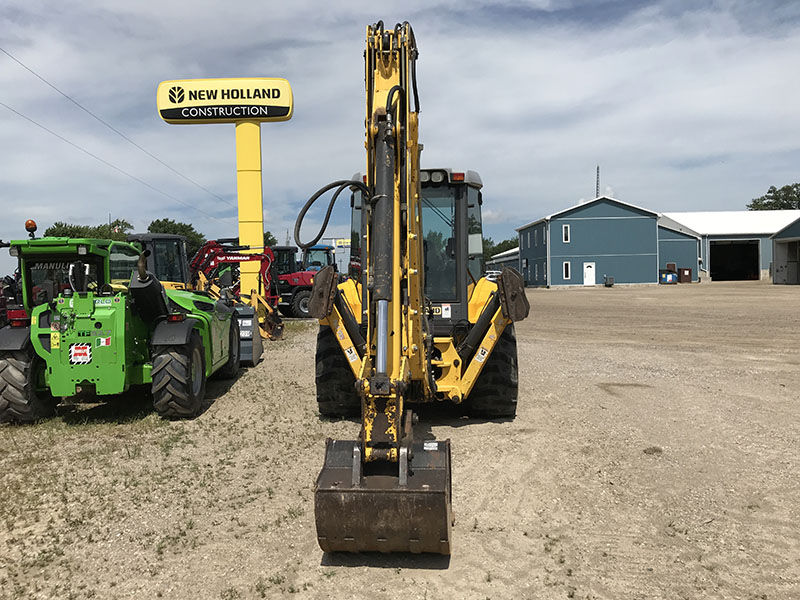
[{"xmin": 1, "ymin": 281, "xmax": 798, "ymax": 599}]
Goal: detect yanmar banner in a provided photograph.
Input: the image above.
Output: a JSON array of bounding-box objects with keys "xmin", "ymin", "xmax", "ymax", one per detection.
[{"xmin": 156, "ymin": 78, "xmax": 293, "ymax": 124}]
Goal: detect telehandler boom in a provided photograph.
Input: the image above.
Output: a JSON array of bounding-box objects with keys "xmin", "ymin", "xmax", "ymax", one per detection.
[{"xmin": 298, "ymin": 22, "xmax": 529, "ymax": 554}]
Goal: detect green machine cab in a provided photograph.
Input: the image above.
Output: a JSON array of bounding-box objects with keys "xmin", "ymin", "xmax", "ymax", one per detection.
[{"xmin": 0, "ymin": 225, "xmax": 240, "ymax": 422}]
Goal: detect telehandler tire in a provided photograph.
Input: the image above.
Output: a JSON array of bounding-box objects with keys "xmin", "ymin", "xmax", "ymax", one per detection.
[
  {"xmin": 466, "ymin": 324, "xmax": 519, "ymax": 419},
  {"xmin": 292, "ymin": 290, "xmax": 312, "ymax": 319},
  {"xmin": 151, "ymin": 331, "xmax": 206, "ymax": 418},
  {"xmin": 0, "ymin": 349, "xmax": 56, "ymax": 423},
  {"xmin": 315, "ymin": 326, "xmax": 360, "ymax": 417},
  {"xmin": 216, "ymin": 318, "xmax": 240, "ymax": 379}
]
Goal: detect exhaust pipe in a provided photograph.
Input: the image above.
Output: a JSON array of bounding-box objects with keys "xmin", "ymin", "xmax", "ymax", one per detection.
[{"xmin": 137, "ymin": 250, "xmax": 150, "ymax": 282}]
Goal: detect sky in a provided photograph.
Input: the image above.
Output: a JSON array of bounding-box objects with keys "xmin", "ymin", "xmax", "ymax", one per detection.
[{"xmin": 2, "ymin": 0, "xmax": 800, "ymax": 274}]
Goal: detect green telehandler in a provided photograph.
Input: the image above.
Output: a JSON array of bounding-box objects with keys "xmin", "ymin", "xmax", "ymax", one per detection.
[{"xmin": 0, "ymin": 221, "xmax": 240, "ymax": 422}]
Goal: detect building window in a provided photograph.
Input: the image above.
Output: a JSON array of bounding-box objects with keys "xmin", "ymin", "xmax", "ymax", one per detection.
[
  {"xmin": 563, "ymin": 261, "xmax": 571, "ymax": 280},
  {"xmin": 544, "ymin": 262, "xmax": 547, "ymax": 282},
  {"xmin": 527, "ymin": 231, "xmax": 530, "ymax": 247},
  {"xmin": 534, "ymin": 229, "xmax": 538, "ymax": 247},
  {"xmin": 562, "ymin": 224, "xmax": 570, "ymax": 243},
  {"xmin": 543, "ymin": 226, "xmax": 547, "ymax": 243},
  {"xmin": 535, "ymin": 263, "xmax": 539, "ymax": 281}
]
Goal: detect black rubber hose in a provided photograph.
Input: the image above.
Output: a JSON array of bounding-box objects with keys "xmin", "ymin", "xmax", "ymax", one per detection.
[
  {"xmin": 294, "ymin": 180, "xmax": 371, "ymax": 251},
  {"xmin": 385, "ymin": 85, "xmax": 404, "ymax": 116},
  {"xmin": 403, "ymin": 21, "xmax": 420, "ymax": 113}
]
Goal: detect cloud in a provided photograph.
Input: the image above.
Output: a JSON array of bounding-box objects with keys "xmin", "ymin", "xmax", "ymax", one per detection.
[{"xmin": 2, "ymin": 1, "xmax": 800, "ymax": 276}]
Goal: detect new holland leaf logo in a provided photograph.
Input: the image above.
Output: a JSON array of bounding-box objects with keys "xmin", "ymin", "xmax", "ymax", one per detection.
[{"xmin": 169, "ymin": 86, "xmax": 185, "ymax": 104}]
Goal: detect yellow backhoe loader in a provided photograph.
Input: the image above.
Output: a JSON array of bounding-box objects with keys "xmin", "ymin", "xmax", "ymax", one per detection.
[{"xmin": 296, "ymin": 21, "xmax": 529, "ymax": 555}]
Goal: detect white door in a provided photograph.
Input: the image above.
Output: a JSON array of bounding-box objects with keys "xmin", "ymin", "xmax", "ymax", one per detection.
[{"xmin": 583, "ymin": 262, "xmax": 595, "ymax": 286}]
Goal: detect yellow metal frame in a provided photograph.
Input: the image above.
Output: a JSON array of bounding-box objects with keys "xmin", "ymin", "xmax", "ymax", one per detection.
[{"xmin": 322, "ymin": 24, "xmax": 517, "ymax": 465}]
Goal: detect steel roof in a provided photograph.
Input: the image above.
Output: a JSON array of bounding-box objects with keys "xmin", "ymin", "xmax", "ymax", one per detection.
[{"xmin": 662, "ymin": 210, "xmax": 800, "ymax": 236}]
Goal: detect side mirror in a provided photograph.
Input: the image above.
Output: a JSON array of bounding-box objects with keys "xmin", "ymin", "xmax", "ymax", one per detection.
[
  {"xmin": 445, "ymin": 237, "xmax": 455, "ymax": 259},
  {"xmin": 468, "ymin": 233, "xmax": 483, "ymax": 256}
]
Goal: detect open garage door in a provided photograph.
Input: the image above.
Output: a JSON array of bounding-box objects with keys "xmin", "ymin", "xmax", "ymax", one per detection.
[{"xmin": 710, "ymin": 240, "xmax": 759, "ymax": 281}]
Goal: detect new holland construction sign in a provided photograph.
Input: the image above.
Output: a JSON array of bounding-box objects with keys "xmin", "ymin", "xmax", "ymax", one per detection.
[{"xmin": 156, "ymin": 77, "xmax": 293, "ymax": 124}]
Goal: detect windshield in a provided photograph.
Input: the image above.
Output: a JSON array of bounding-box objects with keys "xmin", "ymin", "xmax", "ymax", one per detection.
[
  {"xmin": 24, "ymin": 254, "xmax": 104, "ymax": 305},
  {"xmin": 421, "ymin": 187, "xmax": 457, "ymax": 301},
  {"xmin": 305, "ymin": 249, "xmax": 332, "ymax": 270},
  {"xmin": 109, "ymin": 243, "xmax": 140, "ymax": 282},
  {"xmin": 152, "ymin": 239, "xmax": 186, "ymax": 283},
  {"xmin": 273, "ymin": 248, "xmax": 297, "ymax": 275}
]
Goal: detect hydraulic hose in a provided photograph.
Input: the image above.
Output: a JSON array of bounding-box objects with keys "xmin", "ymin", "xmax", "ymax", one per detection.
[{"xmin": 294, "ymin": 179, "xmax": 370, "ymax": 250}]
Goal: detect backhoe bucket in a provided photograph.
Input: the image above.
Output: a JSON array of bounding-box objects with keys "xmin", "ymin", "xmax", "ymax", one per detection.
[{"xmin": 314, "ymin": 439, "xmax": 453, "ymax": 554}]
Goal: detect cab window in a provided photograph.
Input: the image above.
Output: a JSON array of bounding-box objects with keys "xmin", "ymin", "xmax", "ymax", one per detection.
[
  {"xmin": 153, "ymin": 239, "xmax": 186, "ymax": 283},
  {"xmin": 109, "ymin": 243, "xmax": 140, "ymax": 282},
  {"xmin": 421, "ymin": 187, "xmax": 457, "ymax": 301},
  {"xmin": 25, "ymin": 255, "xmax": 103, "ymax": 305}
]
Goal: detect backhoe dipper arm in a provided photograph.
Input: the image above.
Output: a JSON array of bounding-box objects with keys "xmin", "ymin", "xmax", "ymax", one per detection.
[
  {"xmin": 307, "ymin": 22, "xmax": 454, "ymax": 555},
  {"xmin": 359, "ymin": 21, "xmax": 433, "ymax": 463}
]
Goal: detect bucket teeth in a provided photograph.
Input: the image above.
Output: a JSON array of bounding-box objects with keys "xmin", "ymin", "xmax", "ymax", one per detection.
[{"xmin": 314, "ymin": 439, "xmax": 453, "ymax": 554}]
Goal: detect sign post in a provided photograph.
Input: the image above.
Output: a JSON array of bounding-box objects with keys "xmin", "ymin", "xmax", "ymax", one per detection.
[{"xmin": 156, "ymin": 77, "xmax": 293, "ymax": 297}]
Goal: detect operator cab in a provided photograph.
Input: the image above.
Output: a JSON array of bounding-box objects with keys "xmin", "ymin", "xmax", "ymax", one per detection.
[
  {"xmin": 350, "ymin": 168, "xmax": 485, "ymax": 335},
  {"xmin": 303, "ymin": 245, "xmax": 336, "ymax": 272},
  {"xmin": 22, "ymin": 253, "xmax": 104, "ymax": 306},
  {"xmin": 271, "ymin": 246, "xmax": 300, "ymax": 275},
  {"xmin": 127, "ymin": 233, "xmax": 190, "ymax": 287}
]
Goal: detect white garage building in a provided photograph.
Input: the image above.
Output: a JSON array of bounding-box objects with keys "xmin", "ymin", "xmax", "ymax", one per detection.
[{"xmin": 663, "ymin": 210, "xmax": 800, "ymax": 281}]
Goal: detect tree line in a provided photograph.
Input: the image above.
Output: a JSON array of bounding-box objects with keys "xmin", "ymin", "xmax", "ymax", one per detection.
[
  {"xmin": 43, "ymin": 219, "xmax": 277, "ymax": 258},
  {"xmin": 747, "ymin": 183, "xmax": 800, "ymax": 210}
]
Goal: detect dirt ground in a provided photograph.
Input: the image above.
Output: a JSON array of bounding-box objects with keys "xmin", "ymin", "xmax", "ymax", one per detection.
[{"xmin": 1, "ymin": 281, "xmax": 799, "ymax": 599}]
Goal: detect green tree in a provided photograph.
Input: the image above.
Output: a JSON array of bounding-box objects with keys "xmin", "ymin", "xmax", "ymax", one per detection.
[
  {"xmin": 147, "ymin": 219, "xmax": 206, "ymax": 257},
  {"xmin": 263, "ymin": 231, "xmax": 277, "ymax": 248},
  {"xmin": 483, "ymin": 236, "xmax": 519, "ymax": 262},
  {"xmin": 44, "ymin": 218, "xmax": 133, "ymax": 241},
  {"xmin": 747, "ymin": 183, "xmax": 800, "ymax": 210}
]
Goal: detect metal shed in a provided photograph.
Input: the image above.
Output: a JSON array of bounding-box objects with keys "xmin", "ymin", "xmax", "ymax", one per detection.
[
  {"xmin": 656, "ymin": 216, "xmax": 701, "ymax": 282},
  {"xmin": 663, "ymin": 211, "xmax": 800, "ymax": 281},
  {"xmin": 486, "ymin": 247, "xmax": 519, "ymax": 272},
  {"xmin": 771, "ymin": 216, "xmax": 800, "ymax": 284}
]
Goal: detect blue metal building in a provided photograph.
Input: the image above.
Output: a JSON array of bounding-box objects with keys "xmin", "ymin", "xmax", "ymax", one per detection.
[
  {"xmin": 517, "ymin": 197, "xmax": 702, "ymax": 287},
  {"xmin": 486, "ymin": 247, "xmax": 519, "ymax": 272},
  {"xmin": 771, "ymin": 216, "xmax": 800, "ymax": 284},
  {"xmin": 663, "ymin": 210, "xmax": 800, "ymax": 281}
]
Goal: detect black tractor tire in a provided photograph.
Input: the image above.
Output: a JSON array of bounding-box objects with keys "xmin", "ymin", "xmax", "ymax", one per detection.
[
  {"xmin": 315, "ymin": 326, "xmax": 360, "ymax": 418},
  {"xmin": 466, "ymin": 324, "xmax": 519, "ymax": 419},
  {"xmin": 0, "ymin": 349, "xmax": 56, "ymax": 423},
  {"xmin": 278, "ymin": 305, "xmax": 294, "ymax": 318},
  {"xmin": 292, "ymin": 290, "xmax": 312, "ymax": 319},
  {"xmin": 151, "ymin": 331, "xmax": 206, "ymax": 419},
  {"xmin": 216, "ymin": 318, "xmax": 240, "ymax": 379}
]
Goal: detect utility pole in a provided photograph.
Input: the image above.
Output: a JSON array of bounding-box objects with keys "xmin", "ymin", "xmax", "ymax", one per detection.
[{"xmin": 596, "ymin": 165, "xmax": 600, "ymax": 198}]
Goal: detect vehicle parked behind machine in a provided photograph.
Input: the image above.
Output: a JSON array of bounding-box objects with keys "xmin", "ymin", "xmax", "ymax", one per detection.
[
  {"xmin": 127, "ymin": 233, "xmax": 271, "ymax": 361},
  {"xmin": 0, "ymin": 222, "xmax": 241, "ymax": 423},
  {"xmin": 271, "ymin": 244, "xmax": 336, "ymax": 318}
]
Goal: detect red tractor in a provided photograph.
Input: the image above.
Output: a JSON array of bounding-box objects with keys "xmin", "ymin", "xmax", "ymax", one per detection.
[{"xmin": 271, "ymin": 244, "xmax": 336, "ymax": 318}]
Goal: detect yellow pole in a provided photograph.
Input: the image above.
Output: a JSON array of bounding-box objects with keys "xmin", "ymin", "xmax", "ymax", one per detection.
[{"xmin": 235, "ymin": 121, "xmax": 264, "ymax": 296}]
